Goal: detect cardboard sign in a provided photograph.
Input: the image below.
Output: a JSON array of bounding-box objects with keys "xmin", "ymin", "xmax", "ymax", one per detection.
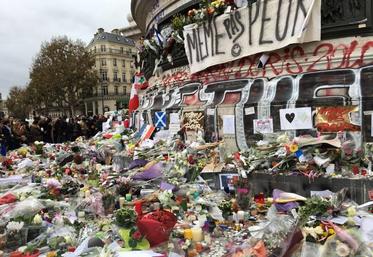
[
  {"xmin": 253, "ymin": 118, "xmax": 273, "ymax": 134},
  {"xmin": 280, "ymin": 107, "xmax": 313, "ymax": 130},
  {"xmin": 183, "ymin": 0, "xmax": 321, "ymax": 73}
]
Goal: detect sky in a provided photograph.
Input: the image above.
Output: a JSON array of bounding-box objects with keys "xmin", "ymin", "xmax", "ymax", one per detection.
[{"xmin": 0, "ymin": 0, "xmax": 132, "ymax": 99}]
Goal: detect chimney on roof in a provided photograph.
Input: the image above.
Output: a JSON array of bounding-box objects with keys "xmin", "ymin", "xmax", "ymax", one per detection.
[
  {"xmin": 111, "ymin": 29, "xmax": 119, "ymax": 35},
  {"xmin": 98, "ymin": 28, "xmax": 104, "ymax": 33}
]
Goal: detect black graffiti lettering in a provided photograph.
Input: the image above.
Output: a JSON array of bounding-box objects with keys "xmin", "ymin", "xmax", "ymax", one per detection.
[
  {"xmin": 186, "ymin": 30, "xmax": 199, "ymax": 64},
  {"xmin": 291, "ymin": 0, "xmax": 307, "ymax": 36},
  {"xmin": 276, "ymin": 0, "xmax": 292, "ymax": 41},
  {"xmin": 197, "ymin": 26, "xmax": 208, "ymax": 61},
  {"xmin": 230, "ymin": 14, "xmax": 240, "ymax": 37},
  {"xmin": 203, "ymin": 21, "xmax": 214, "ymax": 57},
  {"xmin": 259, "ymin": 0, "xmax": 273, "ymax": 45},
  {"xmin": 248, "ymin": 0, "xmax": 261, "ymax": 45},
  {"xmin": 234, "ymin": 11, "xmax": 245, "ymax": 43},
  {"xmin": 213, "ymin": 16, "xmax": 225, "ymax": 55},
  {"xmin": 223, "ymin": 18, "xmax": 233, "ymax": 40}
]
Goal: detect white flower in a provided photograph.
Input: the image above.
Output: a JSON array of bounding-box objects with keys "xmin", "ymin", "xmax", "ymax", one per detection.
[
  {"xmin": 336, "ymin": 241, "xmax": 351, "ymax": 257},
  {"xmin": 33, "ymin": 214, "xmax": 43, "ymax": 225},
  {"xmin": 6, "ymin": 221, "xmax": 24, "ymax": 232}
]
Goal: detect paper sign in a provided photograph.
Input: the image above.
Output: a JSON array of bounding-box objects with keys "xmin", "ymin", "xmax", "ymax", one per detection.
[
  {"xmin": 223, "ymin": 115, "xmax": 235, "ymax": 134},
  {"xmin": 169, "ymin": 123, "xmax": 180, "ymax": 136},
  {"xmin": 183, "ymin": 0, "xmax": 321, "ymax": 74},
  {"xmin": 170, "ymin": 113, "xmax": 180, "ymax": 124},
  {"xmin": 315, "ymin": 106, "xmax": 360, "ymax": 132},
  {"xmin": 207, "ymin": 108, "xmax": 215, "ymax": 116},
  {"xmin": 280, "ymin": 107, "xmax": 313, "ymax": 130},
  {"xmin": 117, "ymin": 116, "xmax": 122, "ymax": 122},
  {"xmin": 245, "ymin": 107, "xmax": 255, "ymax": 115},
  {"xmin": 253, "ymin": 119, "xmax": 273, "ymax": 134}
]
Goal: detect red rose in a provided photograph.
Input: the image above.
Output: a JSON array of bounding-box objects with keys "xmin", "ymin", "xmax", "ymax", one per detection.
[{"xmin": 132, "ymin": 230, "xmax": 142, "ymax": 240}]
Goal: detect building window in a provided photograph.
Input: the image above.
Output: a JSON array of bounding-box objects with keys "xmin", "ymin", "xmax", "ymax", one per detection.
[
  {"xmin": 129, "ymin": 48, "xmax": 132, "ymax": 53},
  {"xmin": 120, "ymin": 47, "xmax": 124, "ymax": 53},
  {"xmin": 101, "ymin": 59, "xmax": 106, "ymax": 66},
  {"xmin": 113, "ymin": 58, "xmax": 117, "ymax": 67},
  {"xmin": 100, "ymin": 70, "xmax": 108, "ymax": 81},
  {"xmin": 101, "ymin": 85, "xmax": 108, "ymax": 95},
  {"xmin": 114, "ymin": 86, "xmax": 119, "ymax": 95},
  {"xmin": 122, "ymin": 60, "xmax": 126, "ymax": 67},
  {"xmin": 101, "ymin": 45, "xmax": 106, "ymax": 52},
  {"xmin": 94, "ymin": 46, "xmax": 96, "ymax": 53},
  {"xmin": 114, "ymin": 71, "xmax": 118, "ymax": 81},
  {"xmin": 122, "ymin": 73, "xmax": 126, "ymax": 82},
  {"xmin": 123, "ymin": 86, "xmax": 127, "ymax": 95}
]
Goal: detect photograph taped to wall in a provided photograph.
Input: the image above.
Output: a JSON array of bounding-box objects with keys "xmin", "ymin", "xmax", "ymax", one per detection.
[
  {"xmin": 315, "ymin": 106, "xmax": 360, "ymax": 132},
  {"xmin": 280, "ymin": 107, "xmax": 313, "ymax": 130}
]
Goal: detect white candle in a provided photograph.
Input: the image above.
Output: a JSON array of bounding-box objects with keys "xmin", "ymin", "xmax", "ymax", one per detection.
[
  {"xmin": 204, "ymin": 234, "xmax": 211, "ymax": 244},
  {"xmin": 85, "ymin": 190, "xmax": 91, "ymax": 198},
  {"xmin": 119, "ymin": 197, "xmax": 125, "ymax": 208},
  {"xmin": 237, "ymin": 211, "xmax": 245, "ymax": 221},
  {"xmin": 191, "ymin": 227, "xmax": 204, "ymax": 242}
]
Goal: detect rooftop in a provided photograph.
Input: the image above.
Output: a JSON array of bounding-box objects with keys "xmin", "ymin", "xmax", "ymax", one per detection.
[{"xmin": 88, "ymin": 28, "xmax": 135, "ymax": 47}]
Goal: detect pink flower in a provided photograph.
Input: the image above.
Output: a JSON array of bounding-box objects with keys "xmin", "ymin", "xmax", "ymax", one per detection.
[{"xmin": 132, "ymin": 230, "xmax": 142, "ymax": 240}]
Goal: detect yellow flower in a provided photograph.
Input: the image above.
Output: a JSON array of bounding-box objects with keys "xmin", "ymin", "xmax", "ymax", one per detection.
[
  {"xmin": 47, "ymin": 252, "xmax": 57, "ymax": 257},
  {"xmin": 289, "ymin": 144, "xmax": 299, "ymax": 153},
  {"xmin": 347, "ymin": 206, "xmax": 357, "ymax": 217},
  {"xmin": 328, "ymin": 228, "xmax": 335, "ymax": 235}
]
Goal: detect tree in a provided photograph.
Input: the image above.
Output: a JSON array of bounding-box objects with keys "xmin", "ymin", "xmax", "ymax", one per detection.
[
  {"xmin": 30, "ymin": 36, "xmax": 98, "ymax": 116},
  {"xmin": 6, "ymin": 86, "xmax": 29, "ymax": 119}
]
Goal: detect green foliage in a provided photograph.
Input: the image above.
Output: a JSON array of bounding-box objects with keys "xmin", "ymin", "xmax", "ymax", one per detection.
[
  {"xmin": 171, "ymin": 15, "xmax": 187, "ymax": 31},
  {"xmin": 29, "ymin": 36, "xmax": 98, "ymax": 115},
  {"xmin": 115, "ymin": 208, "xmax": 137, "ymax": 228},
  {"xmin": 298, "ymin": 197, "xmax": 331, "ymax": 225},
  {"xmin": 6, "ymin": 86, "xmax": 30, "ymax": 119}
]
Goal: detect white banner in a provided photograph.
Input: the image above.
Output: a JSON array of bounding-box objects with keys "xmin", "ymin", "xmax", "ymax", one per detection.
[{"xmin": 183, "ymin": 0, "xmax": 321, "ymax": 74}]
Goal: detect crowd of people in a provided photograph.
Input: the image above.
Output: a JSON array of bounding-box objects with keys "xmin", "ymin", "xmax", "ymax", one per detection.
[{"xmin": 0, "ymin": 115, "xmax": 111, "ymax": 153}]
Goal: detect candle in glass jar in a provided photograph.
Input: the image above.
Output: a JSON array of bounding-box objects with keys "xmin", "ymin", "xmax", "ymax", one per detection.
[
  {"xmin": 84, "ymin": 190, "xmax": 90, "ymax": 198},
  {"xmin": 191, "ymin": 227, "xmax": 203, "ymax": 242},
  {"xmin": 125, "ymin": 193, "xmax": 132, "ymax": 201},
  {"xmin": 119, "ymin": 197, "xmax": 125, "ymax": 208},
  {"xmin": 237, "ymin": 211, "xmax": 245, "ymax": 221}
]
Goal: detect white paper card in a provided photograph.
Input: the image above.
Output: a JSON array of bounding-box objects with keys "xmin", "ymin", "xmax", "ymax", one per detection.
[
  {"xmin": 207, "ymin": 108, "xmax": 215, "ymax": 116},
  {"xmin": 253, "ymin": 119, "xmax": 273, "ymax": 134},
  {"xmin": 169, "ymin": 123, "xmax": 180, "ymax": 136},
  {"xmin": 117, "ymin": 116, "xmax": 122, "ymax": 122},
  {"xmin": 280, "ymin": 107, "xmax": 313, "ymax": 130},
  {"xmin": 170, "ymin": 113, "xmax": 180, "ymax": 124},
  {"xmin": 310, "ymin": 190, "xmax": 334, "ymax": 198},
  {"xmin": 223, "ymin": 115, "xmax": 235, "ymax": 134},
  {"xmin": 360, "ymin": 216, "xmax": 373, "ymax": 243},
  {"xmin": 245, "ymin": 107, "xmax": 255, "ymax": 115}
]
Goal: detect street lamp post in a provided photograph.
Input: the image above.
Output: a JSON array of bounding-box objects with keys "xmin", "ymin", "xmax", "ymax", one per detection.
[{"xmin": 101, "ymin": 85, "xmax": 104, "ymax": 115}]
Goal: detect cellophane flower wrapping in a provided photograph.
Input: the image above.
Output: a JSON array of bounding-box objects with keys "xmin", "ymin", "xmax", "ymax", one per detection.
[{"xmin": 137, "ymin": 209, "xmax": 177, "ymax": 247}]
